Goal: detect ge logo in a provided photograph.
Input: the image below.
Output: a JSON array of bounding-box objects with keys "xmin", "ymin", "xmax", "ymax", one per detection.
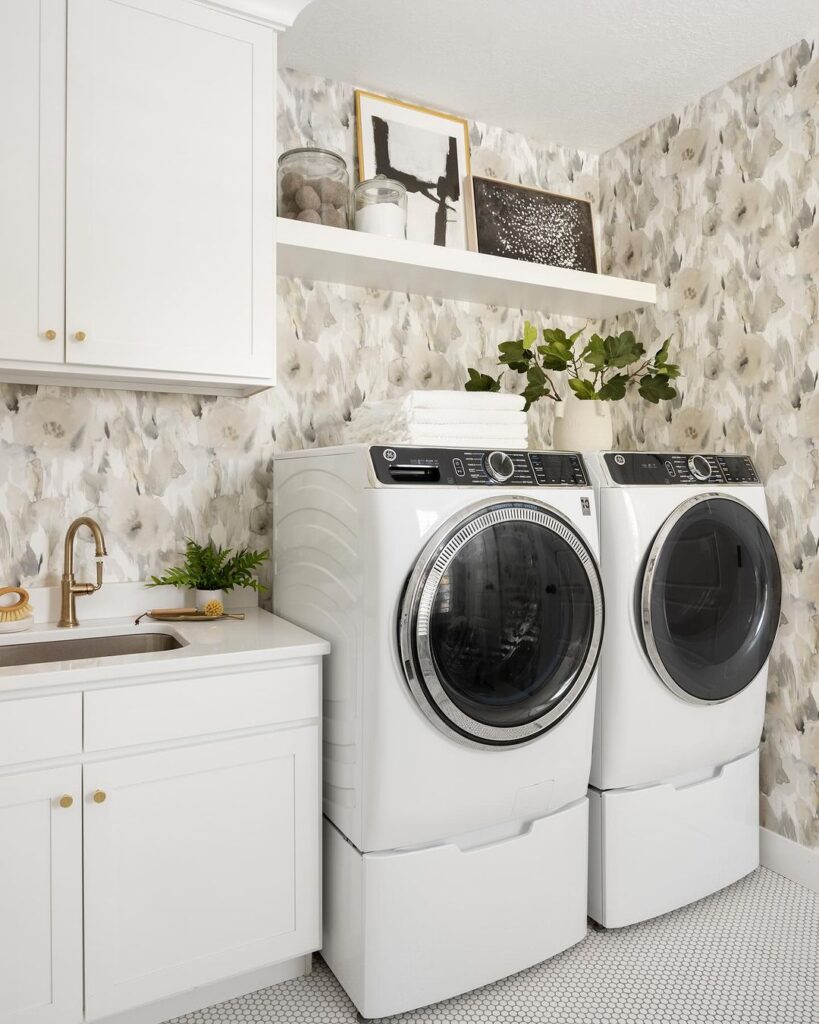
[
  {"xmin": 383, "ymin": 448, "xmax": 397, "ymax": 462},
  {"xmin": 614, "ymin": 454, "xmax": 626, "ymax": 465}
]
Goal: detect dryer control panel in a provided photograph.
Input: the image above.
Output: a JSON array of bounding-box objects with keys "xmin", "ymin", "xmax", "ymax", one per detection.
[
  {"xmin": 604, "ymin": 452, "xmax": 759, "ymax": 485},
  {"xmin": 370, "ymin": 446, "xmax": 590, "ymax": 486}
]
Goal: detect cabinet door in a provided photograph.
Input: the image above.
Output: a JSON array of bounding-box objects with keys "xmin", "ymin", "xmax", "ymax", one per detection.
[
  {"xmin": 65, "ymin": 0, "xmax": 275, "ymax": 380},
  {"xmin": 0, "ymin": 766, "xmax": 83, "ymax": 1024},
  {"xmin": 83, "ymin": 728, "xmax": 320, "ymax": 1020},
  {"xmin": 0, "ymin": 0, "xmax": 65, "ymax": 364}
]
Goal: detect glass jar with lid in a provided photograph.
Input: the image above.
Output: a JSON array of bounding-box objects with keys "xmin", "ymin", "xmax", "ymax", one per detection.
[
  {"xmin": 354, "ymin": 175, "xmax": 407, "ymax": 239},
  {"xmin": 278, "ymin": 147, "xmax": 350, "ymax": 228}
]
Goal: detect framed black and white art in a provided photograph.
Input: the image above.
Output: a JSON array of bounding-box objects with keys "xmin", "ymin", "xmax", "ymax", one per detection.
[
  {"xmin": 468, "ymin": 175, "xmax": 598, "ymax": 273},
  {"xmin": 356, "ymin": 90, "xmax": 471, "ymax": 249}
]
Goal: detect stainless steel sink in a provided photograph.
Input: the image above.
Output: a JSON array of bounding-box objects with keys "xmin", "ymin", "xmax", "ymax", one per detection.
[{"xmin": 0, "ymin": 632, "xmax": 184, "ymax": 669}]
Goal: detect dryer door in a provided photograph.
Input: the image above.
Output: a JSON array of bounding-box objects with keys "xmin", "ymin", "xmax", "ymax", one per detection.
[
  {"xmin": 399, "ymin": 498, "xmax": 604, "ymax": 748},
  {"xmin": 641, "ymin": 494, "xmax": 781, "ymax": 703}
]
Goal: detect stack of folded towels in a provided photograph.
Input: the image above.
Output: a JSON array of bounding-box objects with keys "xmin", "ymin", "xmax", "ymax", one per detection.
[{"xmin": 343, "ymin": 390, "xmax": 529, "ymax": 449}]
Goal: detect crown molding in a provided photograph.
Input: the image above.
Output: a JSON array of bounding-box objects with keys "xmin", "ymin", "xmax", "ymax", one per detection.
[{"xmin": 192, "ymin": 0, "xmax": 315, "ymax": 31}]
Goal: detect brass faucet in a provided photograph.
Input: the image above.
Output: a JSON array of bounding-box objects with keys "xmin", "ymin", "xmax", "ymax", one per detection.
[{"xmin": 58, "ymin": 517, "xmax": 108, "ymax": 628}]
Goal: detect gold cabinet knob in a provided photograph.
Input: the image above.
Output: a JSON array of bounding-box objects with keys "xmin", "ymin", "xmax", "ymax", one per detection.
[
  {"xmin": 59, "ymin": 794, "xmax": 74, "ymax": 809},
  {"xmin": 92, "ymin": 789, "xmax": 107, "ymax": 804},
  {"xmin": 74, "ymin": 331, "xmax": 87, "ymax": 342},
  {"xmin": 44, "ymin": 329, "xmax": 57, "ymax": 341}
]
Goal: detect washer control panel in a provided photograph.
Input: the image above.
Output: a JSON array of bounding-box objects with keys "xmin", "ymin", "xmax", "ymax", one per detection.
[
  {"xmin": 604, "ymin": 452, "xmax": 759, "ymax": 485},
  {"xmin": 371, "ymin": 446, "xmax": 589, "ymax": 486}
]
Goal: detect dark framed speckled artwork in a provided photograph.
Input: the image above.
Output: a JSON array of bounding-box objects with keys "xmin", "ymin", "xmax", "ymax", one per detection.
[{"xmin": 469, "ymin": 175, "xmax": 598, "ymax": 272}]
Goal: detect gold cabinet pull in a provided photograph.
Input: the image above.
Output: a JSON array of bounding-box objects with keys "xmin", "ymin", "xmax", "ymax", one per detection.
[
  {"xmin": 58, "ymin": 794, "xmax": 74, "ymax": 809},
  {"xmin": 92, "ymin": 789, "xmax": 107, "ymax": 804},
  {"xmin": 74, "ymin": 331, "xmax": 87, "ymax": 342},
  {"xmin": 44, "ymin": 329, "xmax": 57, "ymax": 341}
]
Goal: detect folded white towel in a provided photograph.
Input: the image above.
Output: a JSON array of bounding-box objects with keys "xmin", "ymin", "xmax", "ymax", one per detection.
[
  {"xmin": 406, "ymin": 435, "xmax": 529, "ymax": 450},
  {"xmin": 407, "ymin": 423, "xmax": 529, "ymax": 442},
  {"xmin": 402, "ymin": 407, "xmax": 528, "ymax": 427},
  {"xmin": 405, "ymin": 390, "xmax": 525, "ymax": 413},
  {"xmin": 342, "ymin": 392, "xmax": 530, "ymax": 449}
]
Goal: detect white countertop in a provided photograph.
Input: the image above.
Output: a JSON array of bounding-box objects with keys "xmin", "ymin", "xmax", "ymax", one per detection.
[{"xmin": 0, "ymin": 608, "xmax": 329, "ymax": 698}]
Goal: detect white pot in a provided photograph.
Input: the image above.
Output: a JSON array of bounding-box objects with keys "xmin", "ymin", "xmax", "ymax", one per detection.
[
  {"xmin": 552, "ymin": 398, "xmax": 613, "ymax": 451},
  {"xmin": 194, "ymin": 588, "xmax": 225, "ymax": 611}
]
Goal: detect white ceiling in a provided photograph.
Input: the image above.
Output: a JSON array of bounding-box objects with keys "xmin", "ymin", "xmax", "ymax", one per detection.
[{"xmin": 279, "ymin": 0, "xmax": 819, "ymax": 153}]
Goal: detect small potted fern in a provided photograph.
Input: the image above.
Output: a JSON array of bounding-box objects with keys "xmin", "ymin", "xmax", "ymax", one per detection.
[{"xmin": 148, "ymin": 539, "xmax": 269, "ymax": 612}]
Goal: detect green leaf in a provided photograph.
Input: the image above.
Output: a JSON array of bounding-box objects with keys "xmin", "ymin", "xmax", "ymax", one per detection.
[
  {"xmin": 638, "ymin": 374, "xmax": 677, "ymax": 404},
  {"xmin": 568, "ymin": 378, "xmax": 597, "ymax": 400},
  {"xmin": 598, "ymin": 373, "xmax": 629, "ymax": 401},
  {"xmin": 603, "ymin": 331, "xmax": 645, "ymax": 368},
  {"xmin": 527, "ymin": 363, "xmax": 548, "ymax": 386},
  {"xmin": 520, "ymin": 363, "xmax": 552, "ymax": 410},
  {"xmin": 498, "ymin": 340, "xmax": 533, "ymax": 372},
  {"xmin": 653, "ymin": 336, "xmax": 672, "ymax": 366},
  {"xmin": 522, "ymin": 320, "xmax": 538, "ymax": 349},
  {"xmin": 654, "ymin": 362, "xmax": 681, "ymax": 379},
  {"xmin": 464, "ymin": 367, "xmax": 501, "ymax": 392},
  {"xmin": 541, "ymin": 327, "xmax": 568, "ymax": 345},
  {"xmin": 521, "ymin": 381, "xmax": 547, "ymax": 410},
  {"xmin": 580, "ymin": 333, "xmax": 607, "ymax": 370},
  {"xmin": 537, "ymin": 332, "xmax": 574, "ymax": 370}
]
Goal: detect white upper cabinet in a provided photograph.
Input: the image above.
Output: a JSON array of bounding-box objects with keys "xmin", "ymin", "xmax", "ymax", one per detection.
[
  {"xmin": 65, "ymin": 0, "xmax": 275, "ymax": 383},
  {"xmin": 0, "ymin": 0, "xmax": 66, "ymax": 365},
  {"xmin": 0, "ymin": 0, "xmax": 283, "ymax": 396}
]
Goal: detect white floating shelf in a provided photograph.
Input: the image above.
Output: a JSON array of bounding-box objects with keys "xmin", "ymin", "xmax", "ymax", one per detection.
[{"xmin": 276, "ymin": 218, "xmax": 655, "ymax": 319}]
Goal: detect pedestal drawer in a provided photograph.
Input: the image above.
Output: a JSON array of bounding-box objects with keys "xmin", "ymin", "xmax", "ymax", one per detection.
[{"xmin": 84, "ymin": 663, "xmax": 320, "ymax": 751}]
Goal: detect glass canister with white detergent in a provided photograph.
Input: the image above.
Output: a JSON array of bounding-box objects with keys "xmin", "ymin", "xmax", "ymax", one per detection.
[
  {"xmin": 354, "ymin": 175, "xmax": 407, "ymax": 239},
  {"xmin": 278, "ymin": 147, "xmax": 350, "ymax": 228}
]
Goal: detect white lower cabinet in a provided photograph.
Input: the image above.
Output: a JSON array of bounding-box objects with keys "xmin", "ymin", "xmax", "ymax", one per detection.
[
  {"xmin": 0, "ymin": 766, "xmax": 83, "ymax": 1024},
  {"xmin": 0, "ymin": 667, "xmax": 321, "ymax": 1024},
  {"xmin": 83, "ymin": 730, "xmax": 320, "ymax": 1020}
]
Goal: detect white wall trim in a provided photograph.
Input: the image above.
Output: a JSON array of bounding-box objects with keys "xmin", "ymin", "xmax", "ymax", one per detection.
[{"xmin": 760, "ymin": 827, "xmax": 819, "ymax": 895}]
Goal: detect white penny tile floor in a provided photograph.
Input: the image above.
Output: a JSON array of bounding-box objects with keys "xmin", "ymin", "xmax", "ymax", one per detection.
[{"xmin": 173, "ymin": 868, "xmax": 819, "ymax": 1023}]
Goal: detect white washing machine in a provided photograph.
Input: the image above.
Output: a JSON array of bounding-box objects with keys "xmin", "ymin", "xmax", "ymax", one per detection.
[
  {"xmin": 584, "ymin": 451, "xmax": 782, "ymax": 929},
  {"xmin": 274, "ymin": 444, "xmax": 604, "ymax": 1019}
]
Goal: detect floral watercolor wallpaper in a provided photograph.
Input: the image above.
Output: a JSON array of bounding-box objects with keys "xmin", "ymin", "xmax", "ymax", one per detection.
[
  {"xmin": 599, "ymin": 39, "xmax": 819, "ymax": 850},
  {"xmin": 1, "ymin": 53, "xmax": 817, "ymax": 853}
]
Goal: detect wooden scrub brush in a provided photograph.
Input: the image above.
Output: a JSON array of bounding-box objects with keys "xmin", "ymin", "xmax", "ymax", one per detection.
[{"xmin": 0, "ymin": 586, "xmax": 35, "ymax": 632}]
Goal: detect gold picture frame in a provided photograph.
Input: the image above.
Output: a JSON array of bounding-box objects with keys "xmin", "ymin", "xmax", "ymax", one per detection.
[{"xmin": 355, "ymin": 90, "xmax": 472, "ymax": 249}]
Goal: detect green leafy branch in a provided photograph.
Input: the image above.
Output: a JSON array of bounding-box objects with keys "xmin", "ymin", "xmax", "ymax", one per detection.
[
  {"xmin": 148, "ymin": 538, "xmax": 269, "ymax": 592},
  {"xmin": 465, "ymin": 321, "xmax": 680, "ymax": 410}
]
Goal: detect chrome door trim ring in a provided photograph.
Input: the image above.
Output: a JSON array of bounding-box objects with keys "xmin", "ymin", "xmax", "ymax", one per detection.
[
  {"xmin": 398, "ymin": 496, "xmax": 604, "ymax": 748},
  {"xmin": 640, "ymin": 491, "xmax": 775, "ymax": 705}
]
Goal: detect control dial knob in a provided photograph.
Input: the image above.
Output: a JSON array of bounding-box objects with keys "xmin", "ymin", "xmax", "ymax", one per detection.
[
  {"xmin": 485, "ymin": 450, "xmax": 515, "ymax": 483},
  {"xmin": 688, "ymin": 454, "xmax": 712, "ymax": 481}
]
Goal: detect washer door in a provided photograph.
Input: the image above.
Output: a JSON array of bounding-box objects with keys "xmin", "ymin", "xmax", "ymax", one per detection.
[
  {"xmin": 399, "ymin": 498, "xmax": 604, "ymax": 747},
  {"xmin": 641, "ymin": 494, "xmax": 782, "ymax": 703}
]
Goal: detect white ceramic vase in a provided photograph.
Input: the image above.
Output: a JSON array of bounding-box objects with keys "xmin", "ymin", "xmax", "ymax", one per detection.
[
  {"xmin": 552, "ymin": 398, "xmax": 613, "ymax": 451},
  {"xmin": 194, "ymin": 588, "xmax": 225, "ymax": 611}
]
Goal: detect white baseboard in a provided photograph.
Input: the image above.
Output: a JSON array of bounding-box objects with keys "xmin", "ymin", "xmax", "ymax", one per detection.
[
  {"xmin": 94, "ymin": 955, "xmax": 313, "ymax": 1024},
  {"xmin": 760, "ymin": 827, "xmax": 819, "ymax": 894}
]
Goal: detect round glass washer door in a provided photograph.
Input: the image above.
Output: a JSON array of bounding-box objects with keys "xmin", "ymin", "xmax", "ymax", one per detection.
[
  {"xmin": 398, "ymin": 498, "xmax": 604, "ymax": 748},
  {"xmin": 641, "ymin": 493, "xmax": 782, "ymax": 704}
]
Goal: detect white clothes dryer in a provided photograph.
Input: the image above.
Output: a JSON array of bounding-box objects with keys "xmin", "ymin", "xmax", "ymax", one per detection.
[
  {"xmin": 585, "ymin": 451, "xmax": 781, "ymax": 929},
  {"xmin": 274, "ymin": 444, "xmax": 604, "ymax": 1018}
]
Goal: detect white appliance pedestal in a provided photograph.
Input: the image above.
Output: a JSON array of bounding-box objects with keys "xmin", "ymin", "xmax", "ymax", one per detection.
[
  {"xmin": 588, "ymin": 747, "xmax": 760, "ymax": 929},
  {"xmin": 323, "ymin": 798, "xmax": 589, "ymax": 1020}
]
